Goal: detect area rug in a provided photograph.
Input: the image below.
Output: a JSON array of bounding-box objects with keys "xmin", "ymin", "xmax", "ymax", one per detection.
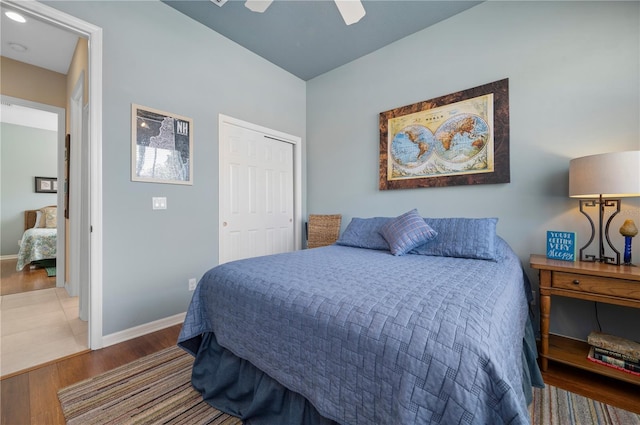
[
  {"xmin": 529, "ymin": 384, "xmax": 640, "ymax": 425},
  {"xmin": 31, "ymin": 259, "xmax": 56, "ymax": 276},
  {"xmin": 59, "ymin": 345, "xmax": 639, "ymax": 425},
  {"xmin": 57, "ymin": 345, "xmax": 240, "ymax": 425}
]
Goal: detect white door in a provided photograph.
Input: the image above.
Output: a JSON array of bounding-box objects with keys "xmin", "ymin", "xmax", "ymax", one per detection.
[{"xmin": 219, "ymin": 116, "xmax": 299, "ymax": 264}]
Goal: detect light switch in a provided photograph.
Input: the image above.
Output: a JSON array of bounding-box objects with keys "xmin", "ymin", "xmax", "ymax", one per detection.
[{"xmin": 152, "ymin": 197, "xmax": 167, "ymax": 210}]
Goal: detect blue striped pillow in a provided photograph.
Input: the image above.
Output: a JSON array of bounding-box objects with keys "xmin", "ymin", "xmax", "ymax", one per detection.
[{"xmin": 380, "ymin": 209, "xmax": 437, "ymax": 256}]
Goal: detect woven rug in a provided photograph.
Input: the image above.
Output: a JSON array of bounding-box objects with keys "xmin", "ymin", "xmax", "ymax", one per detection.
[
  {"xmin": 59, "ymin": 345, "xmax": 639, "ymax": 425},
  {"xmin": 530, "ymin": 384, "xmax": 640, "ymax": 425},
  {"xmin": 57, "ymin": 345, "xmax": 240, "ymax": 424}
]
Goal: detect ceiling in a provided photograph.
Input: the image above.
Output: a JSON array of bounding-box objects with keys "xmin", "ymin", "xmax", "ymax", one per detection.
[
  {"xmin": 0, "ymin": 3, "xmax": 79, "ymax": 75},
  {"xmin": 0, "ymin": 101, "xmax": 58, "ymax": 130},
  {"xmin": 163, "ymin": 0, "xmax": 482, "ymax": 80},
  {"xmin": 1, "ymin": 1, "xmax": 481, "ymax": 82},
  {"xmin": 0, "ymin": 3, "xmax": 78, "ymax": 126}
]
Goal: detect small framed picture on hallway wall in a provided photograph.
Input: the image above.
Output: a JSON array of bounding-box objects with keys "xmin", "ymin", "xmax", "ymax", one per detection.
[{"xmin": 35, "ymin": 176, "xmax": 57, "ymax": 193}]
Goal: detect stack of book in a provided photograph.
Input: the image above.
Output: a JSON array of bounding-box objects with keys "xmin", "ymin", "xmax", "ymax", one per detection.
[{"xmin": 587, "ymin": 331, "xmax": 640, "ymax": 376}]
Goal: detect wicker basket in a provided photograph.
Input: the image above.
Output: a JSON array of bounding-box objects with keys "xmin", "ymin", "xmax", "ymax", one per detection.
[{"xmin": 307, "ymin": 214, "xmax": 342, "ymax": 249}]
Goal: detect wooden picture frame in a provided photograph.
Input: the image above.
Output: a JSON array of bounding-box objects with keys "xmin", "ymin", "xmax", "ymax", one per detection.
[
  {"xmin": 35, "ymin": 176, "xmax": 57, "ymax": 193},
  {"xmin": 131, "ymin": 104, "xmax": 193, "ymax": 185},
  {"xmin": 379, "ymin": 79, "xmax": 510, "ymax": 190}
]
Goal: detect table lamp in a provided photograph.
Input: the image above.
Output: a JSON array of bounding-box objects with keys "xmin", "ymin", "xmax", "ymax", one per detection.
[{"xmin": 569, "ymin": 150, "xmax": 640, "ymax": 265}]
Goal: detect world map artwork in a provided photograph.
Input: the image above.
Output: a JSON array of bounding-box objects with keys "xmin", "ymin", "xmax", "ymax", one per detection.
[{"xmin": 388, "ymin": 94, "xmax": 494, "ymax": 180}]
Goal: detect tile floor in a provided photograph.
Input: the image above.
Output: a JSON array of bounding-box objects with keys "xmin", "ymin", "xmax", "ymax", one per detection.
[{"xmin": 0, "ymin": 287, "xmax": 88, "ymax": 376}]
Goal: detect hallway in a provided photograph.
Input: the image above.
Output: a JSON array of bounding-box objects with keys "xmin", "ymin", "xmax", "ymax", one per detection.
[{"xmin": 0, "ymin": 260, "xmax": 87, "ymax": 377}]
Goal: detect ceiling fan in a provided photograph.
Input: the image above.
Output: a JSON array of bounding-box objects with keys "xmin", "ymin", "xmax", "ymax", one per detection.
[{"xmin": 211, "ymin": 0, "xmax": 366, "ymax": 26}]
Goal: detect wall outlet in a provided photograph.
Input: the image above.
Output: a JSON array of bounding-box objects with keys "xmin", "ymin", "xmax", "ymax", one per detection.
[{"xmin": 188, "ymin": 278, "xmax": 197, "ymax": 291}]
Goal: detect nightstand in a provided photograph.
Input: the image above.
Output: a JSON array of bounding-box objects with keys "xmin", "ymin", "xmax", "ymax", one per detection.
[{"xmin": 530, "ymin": 254, "xmax": 640, "ymax": 386}]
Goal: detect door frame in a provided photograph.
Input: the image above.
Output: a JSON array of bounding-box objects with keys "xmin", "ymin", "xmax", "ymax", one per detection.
[
  {"xmin": 68, "ymin": 73, "xmax": 83, "ymax": 297},
  {"xmin": 4, "ymin": 0, "xmax": 104, "ymax": 349},
  {"xmin": 218, "ymin": 114, "xmax": 302, "ymax": 263}
]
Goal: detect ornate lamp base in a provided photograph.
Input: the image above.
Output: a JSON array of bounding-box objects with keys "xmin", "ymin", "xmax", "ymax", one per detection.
[{"xmin": 577, "ymin": 196, "xmax": 621, "ymax": 265}]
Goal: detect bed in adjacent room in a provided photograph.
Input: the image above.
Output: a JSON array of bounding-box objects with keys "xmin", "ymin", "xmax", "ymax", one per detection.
[
  {"xmin": 16, "ymin": 206, "xmax": 57, "ymax": 271},
  {"xmin": 179, "ymin": 210, "xmax": 543, "ymax": 425}
]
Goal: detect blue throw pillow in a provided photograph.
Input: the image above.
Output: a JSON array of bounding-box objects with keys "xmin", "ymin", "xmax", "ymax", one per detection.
[
  {"xmin": 380, "ymin": 209, "xmax": 438, "ymax": 256},
  {"xmin": 336, "ymin": 217, "xmax": 391, "ymax": 250},
  {"xmin": 410, "ymin": 217, "xmax": 498, "ymax": 261}
]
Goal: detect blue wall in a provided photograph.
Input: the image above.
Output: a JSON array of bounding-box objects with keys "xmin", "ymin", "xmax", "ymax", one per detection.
[
  {"xmin": 306, "ymin": 1, "xmax": 640, "ymax": 342},
  {"xmin": 47, "ymin": 1, "xmax": 640, "ymax": 343},
  {"xmin": 1, "ymin": 122, "xmax": 57, "ymax": 255},
  {"xmin": 48, "ymin": 0, "xmax": 306, "ymax": 336}
]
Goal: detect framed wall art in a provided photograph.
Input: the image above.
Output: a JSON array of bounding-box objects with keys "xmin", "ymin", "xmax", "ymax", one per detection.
[
  {"xmin": 35, "ymin": 176, "xmax": 57, "ymax": 193},
  {"xmin": 379, "ymin": 78, "xmax": 510, "ymax": 190},
  {"xmin": 131, "ymin": 104, "xmax": 193, "ymax": 185}
]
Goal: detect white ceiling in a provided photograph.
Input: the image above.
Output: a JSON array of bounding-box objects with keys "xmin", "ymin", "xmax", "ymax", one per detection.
[
  {"xmin": 0, "ymin": 4, "xmax": 77, "ymax": 127},
  {"xmin": 1, "ymin": 4, "xmax": 79, "ymax": 75},
  {"xmin": 0, "ymin": 102, "xmax": 58, "ymax": 130}
]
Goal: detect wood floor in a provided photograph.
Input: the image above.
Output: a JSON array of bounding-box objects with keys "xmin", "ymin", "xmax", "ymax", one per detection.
[
  {"xmin": 1, "ymin": 258, "xmax": 55, "ymax": 296},
  {"xmin": 1, "ymin": 324, "xmax": 182, "ymax": 425},
  {"xmin": 2, "ymin": 264, "xmax": 638, "ymax": 421},
  {"xmin": 1, "ymin": 322, "xmax": 639, "ymax": 424},
  {"xmin": 541, "ymin": 363, "xmax": 640, "ymax": 414}
]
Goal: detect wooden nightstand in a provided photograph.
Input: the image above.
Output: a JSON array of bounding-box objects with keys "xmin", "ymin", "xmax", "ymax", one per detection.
[{"xmin": 530, "ymin": 254, "xmax": 640, "ymax": 386}]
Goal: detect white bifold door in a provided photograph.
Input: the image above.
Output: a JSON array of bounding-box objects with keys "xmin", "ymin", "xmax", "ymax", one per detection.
[{"xmin": 219, "ymin": 115, "xmax": 299, "ymax": 265}]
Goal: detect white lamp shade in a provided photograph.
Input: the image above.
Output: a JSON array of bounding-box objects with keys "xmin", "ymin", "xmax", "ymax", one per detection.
[{"xmin": 569, "ymin": 150, "xmax": 640, "ymax": 198}]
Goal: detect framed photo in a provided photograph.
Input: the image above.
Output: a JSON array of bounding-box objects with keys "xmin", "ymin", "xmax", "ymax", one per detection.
[
  {"xmin": 35, "ymin": 176, "xmax": 57, "ymax": 193},
  {"xmin": 379, "ymin": 78, "xmax": 510, "ymax": 190},
  {"xmin": 131, "ymin": 104, "xmax": 193, "ymax": 185}
]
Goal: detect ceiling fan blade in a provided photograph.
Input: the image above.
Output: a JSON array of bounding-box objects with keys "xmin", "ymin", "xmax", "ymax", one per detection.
[
  {"xmin": 245, "ymin": 0, "xmax": 273, "ymax": 13},
  {"xmin": 334, "ymin": 0, "xmax": 365, "ymax": 25}
]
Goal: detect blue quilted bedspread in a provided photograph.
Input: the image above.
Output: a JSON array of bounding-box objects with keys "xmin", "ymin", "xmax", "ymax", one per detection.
[{"xmin": 179, "ymin": 240, "xmax": 531, "ymax": 424}]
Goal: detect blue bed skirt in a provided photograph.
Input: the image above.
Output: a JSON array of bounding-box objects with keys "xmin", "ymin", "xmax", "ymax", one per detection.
[
  {"xmin": 185, "ymin": 313, "xmax": 543, "ymax": 425},
  {"xmin": 189, "ymin": 332, "xmax": 337, "ymax": 425}
]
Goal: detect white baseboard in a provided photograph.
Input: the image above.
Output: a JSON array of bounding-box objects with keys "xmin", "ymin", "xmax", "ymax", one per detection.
[
  {"xmin": 101, "ymin": 312, "xmax": 185, "ymax": 348},
  {"xmin": 0, "ymin": 254, "xmax": 18, "ymax": 260}
]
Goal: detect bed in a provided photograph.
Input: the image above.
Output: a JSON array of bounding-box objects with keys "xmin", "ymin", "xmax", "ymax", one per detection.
[
  {"xmin": 179, "ymin": 211, "xmax": 544, "ymax": 425},
  {"xmin": 16, "ymin": 206, "xmax": 57, "ymax": 271}
]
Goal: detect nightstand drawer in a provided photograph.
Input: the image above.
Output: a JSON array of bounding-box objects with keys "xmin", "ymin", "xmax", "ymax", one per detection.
[{"xmin": 553, "ymin": 272, "xmax": 640, "ymax": 300}]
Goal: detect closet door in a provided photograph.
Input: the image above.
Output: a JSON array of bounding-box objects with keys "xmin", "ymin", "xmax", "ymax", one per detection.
[{"xmin": 219, "ymin": 116, "xmax": 298, "ymax": 264}]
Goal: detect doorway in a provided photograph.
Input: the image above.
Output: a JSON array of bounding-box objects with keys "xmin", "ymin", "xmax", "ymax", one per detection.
[
  {"xmin": 0, "ymin": 98, "xmax": 83, "ymax": 376},
  {"xmin": 1, "ymin": 0, "xmax": 104, "ymax": 372}
]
